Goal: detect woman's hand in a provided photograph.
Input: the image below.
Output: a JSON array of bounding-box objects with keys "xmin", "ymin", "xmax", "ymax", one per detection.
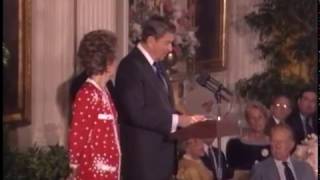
[{"xmin": 66, "ymin": 164, "xmax": 79, "ymax": 180}]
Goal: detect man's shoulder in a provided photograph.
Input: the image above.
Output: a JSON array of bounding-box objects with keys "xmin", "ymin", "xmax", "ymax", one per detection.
[
  {"xmin": 251, "ymin": 158, "xmax": 277, "ymax": 180},
  {"xmin": 118, "ymin": 48, "xmax": 145, "ymax": 69},
  {"xmin": 285, "ymin": 112, "xmax": 302, "ymax": 128},
  {"xmin": 253, "ymin": 157, "xmax": 274, "ymax": 170},
  {"xmin": 291, "ymin": 158, "xmax": 315, "ymax": 178},
  {"xmin": 291, "ymin": 158, "xmax": 312, "ymax": 168},
  {"xmin": 287, "ymin": 111, "xmax": 301, "ymax": 122}
]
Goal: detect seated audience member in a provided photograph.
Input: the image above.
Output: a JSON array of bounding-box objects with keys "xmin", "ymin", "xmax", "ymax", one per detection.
[
  {"xmin": 201, "ymin": 138, "xmax": 233, "ymax": 180},
  {"xmin": 177, "ymin": 138, "xmax": 213, "ymax": 180},
  {"xmin": 250, "ymin": 124, "xmax": 315, "ymax": 180},
  {"xmin": 286, "ymin": 86, "xmax": 317, "ymax": 144},
  {"xmin": 226, "ymin": 102, "xmax": 271, "ymax": 172},
  {"xmin": 265, "ymin": 94, "xmax": 292, "ymax": 135}
]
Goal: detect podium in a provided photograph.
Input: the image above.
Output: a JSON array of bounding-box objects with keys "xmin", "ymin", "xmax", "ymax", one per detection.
[
  {"xmin": 171, "ymin": 118, "xmax": 239, "ymax": 180},
  {"xmin": 170, "ymin": 119, "xmax": 239, "ymax": 141}
]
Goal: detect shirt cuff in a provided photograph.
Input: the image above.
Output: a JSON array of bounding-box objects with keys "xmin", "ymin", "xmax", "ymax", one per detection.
[
  {"xmin": 171, "ymin": 114, "xmax": 179, "ymax": 133},
  {"xmin": 69, "ymin": 163, "xmax": 79, "ymax": 169}
]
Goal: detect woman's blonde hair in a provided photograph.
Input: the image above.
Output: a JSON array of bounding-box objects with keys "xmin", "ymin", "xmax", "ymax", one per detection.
[{"xmin": 244, "ymin": 101, "xmax": 270, "ymax": 122}]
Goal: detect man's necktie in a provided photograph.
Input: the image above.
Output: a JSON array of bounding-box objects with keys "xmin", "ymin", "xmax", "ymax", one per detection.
[
  {"xmin": 207, "ymin": 147, "xmax": 217, "ymax": 179},
  {"xmin": 153, "ymin": 62, "xmax": 168, "ymax": 91},
  {"xmin": 301, "ymin": 118, "xmax": 308, "ymax": 137},
  {"xmin": 306, "ymin": 117, "xmax": 314, "ymax": 134},
  {"xmin": 282, "ymin": 161, "xmax": 295, "ymax": 180}
]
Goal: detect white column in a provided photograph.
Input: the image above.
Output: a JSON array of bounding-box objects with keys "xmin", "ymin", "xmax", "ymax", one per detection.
[
  {"xmin": 116, "ymin": 0, "xmax": 129, "ymax": 60},
  {"xmin": 76, "ymin": 0, "xmax": 117, "ymax": 46},
  {"xmin": 17, "ymin": 0, "xmax": 75, "ymax": 149},
  {"xmin": 75, "ymin": 0, "xmax": 126, "ymax": 73},
  {"xmin": 225, "ymin": 0, "xmax": 265, "ymax": 88},
  {"xmin": 16, "ymin": 0, "xmax": 125, "ymax": 150}
]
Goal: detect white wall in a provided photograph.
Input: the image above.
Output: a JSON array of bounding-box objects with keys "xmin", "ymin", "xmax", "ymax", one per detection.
[
  {"xmin": 183, "ymin": 0, "xmax": 265, "ymax": 114},
  {"xmin": 15, "ymin": 0, "xmax": 75, "ymax": 150}
]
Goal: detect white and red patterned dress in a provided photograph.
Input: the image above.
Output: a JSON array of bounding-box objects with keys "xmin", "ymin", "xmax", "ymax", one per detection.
[{"xmin": 68, "ymin": 79, "xmax": 121, "ymax": 180}]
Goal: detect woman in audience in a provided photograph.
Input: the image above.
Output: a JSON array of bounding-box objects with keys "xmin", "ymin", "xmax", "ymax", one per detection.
[
  {"xmin": 177, "ymin": 138, "xmax": 213, "ymax": 180},
  {"xmin": 226, "ymin": 101, "xmax": 271, "ymax": 172}
]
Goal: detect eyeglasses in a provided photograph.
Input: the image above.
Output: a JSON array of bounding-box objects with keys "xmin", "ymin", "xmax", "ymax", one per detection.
[{"xmin": 275, "ymin": 103, "xmax": 290, "ymax": 109}]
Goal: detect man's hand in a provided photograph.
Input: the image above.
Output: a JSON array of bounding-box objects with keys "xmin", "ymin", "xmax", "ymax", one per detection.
[{"xmin": 178, "ymin": 114, "xmax": 206, "ymax": 127}]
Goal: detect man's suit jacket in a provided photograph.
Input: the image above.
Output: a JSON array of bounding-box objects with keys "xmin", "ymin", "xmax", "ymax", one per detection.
[
  {"xmin": 286, "ymin": 112, "xmax": 315, "ymax": 144},
  {"xmin": 250, "ymin": 157, "xmax": 315, "ymax": 180},
  {"xmin": 115, "ymin": 47, "xmax": 176, "ymax": 180},
  {"xmin": 201, "ymin": 146, "xmax": 233, "ymax": 180}
]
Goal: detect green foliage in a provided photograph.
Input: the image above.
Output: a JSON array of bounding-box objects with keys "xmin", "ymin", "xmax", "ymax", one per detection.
[
  {"xmin": 245, "ymin": 0, "xmax": 316, "ymax": 67},
  {"xmin": 235, "ymin": 70, "xmax": 308, "ymax": 107},
  {"xmin": 235, "ymin": 0, "xmax": 316, "ymax": 104},
  {"xmin": 3, "ymin": 127, "xmax": 71, "ymax": 180}
]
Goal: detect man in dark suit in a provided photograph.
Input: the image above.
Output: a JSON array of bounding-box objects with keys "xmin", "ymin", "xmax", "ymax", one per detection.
[
  {"xmin": 201, "ymin": 138, "xmax": 233, "ymax": 180},
  {"xmin": 265, "ymin": 94, "xmax": 292, "ymax": 135},
  {"xmin": 251, "ymin": 124, "xmax": 315, "ymax": 180},
  {"xmin": 115, "ymin": 16, "xmax": 206, "ymax": 180},
  {"xmin": 286, "ymin": 86, "xmax": 317, "ymax": 144}
]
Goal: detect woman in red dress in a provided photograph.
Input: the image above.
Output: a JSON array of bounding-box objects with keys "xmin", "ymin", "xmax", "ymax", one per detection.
[{"xmin": 68, "ymin": 30, "xmax": 120, "ymax": 180}]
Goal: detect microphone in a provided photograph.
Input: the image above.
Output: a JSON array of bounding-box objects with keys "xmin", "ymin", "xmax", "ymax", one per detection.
[
  {"xmin": 198, "ymin": 72, "xmax": 233, "ymax": 96},
  {"xmin": 196, "ymin": 72, "xmax": 232, "ymax": 102}
]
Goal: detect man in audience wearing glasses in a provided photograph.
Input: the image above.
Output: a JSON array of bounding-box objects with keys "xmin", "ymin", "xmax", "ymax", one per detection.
[{"xmin": 265, "ymin": 94, "xmax": 292, "ymax": 135}]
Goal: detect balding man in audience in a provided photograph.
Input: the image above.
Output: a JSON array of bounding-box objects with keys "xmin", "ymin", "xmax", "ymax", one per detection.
[{"xmin": 250, "ymin": 124, "xmax": 315, "ymax": 180}]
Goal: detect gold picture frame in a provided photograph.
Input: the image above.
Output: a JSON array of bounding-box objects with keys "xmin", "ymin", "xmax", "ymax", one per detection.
[
  {"xmin": 194, "ymin": 0, "xmax": 228, "ymax": 72},
  {"xmin": 3, "ymin": 0, "xmax": 32, "ymax": 125}
]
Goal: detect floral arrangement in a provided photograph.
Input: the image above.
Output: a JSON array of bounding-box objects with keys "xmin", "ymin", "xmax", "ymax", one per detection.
[
  {"xmin": 293, "ymin": 133, "xmax": 318, "ymax": 176},
  {"xmin": 129, "ymin": 0, "xmax": 199, "ymax": 62}
]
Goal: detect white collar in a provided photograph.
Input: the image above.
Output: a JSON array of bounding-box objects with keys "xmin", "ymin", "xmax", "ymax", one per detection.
[
  {"xmin": 272, "ymin": 116, "xmax": 281, "ymax": 124},
  {"xmin": 86, "ymin": 78, "xmax": 102, "ymax": 91},
  {"xmin": 203, "ymin": 144, "xmax": 209, "ymax": 154},
  {"xmin": 274, "ymin": 157, "xmax": 297, "ymax": 180},
  {"xmin": 274, "ymin": 157, "xmax": 291, "ymax": 164},
  {"xmin": 183, "ymin": 154, "xmax": 202, "ymax": 164},
  {"xmin": 86, "ymin": 78, "xmax": 109, "ymax": 94},
  {"xmin": 137, "ymin": 43, "xmax": 155, "ymax": 66},
  {"xmin": 203, "ymin": 144, "xmax": 216, "ymax": 155},
  {"xmin": 299, "ymin": 113, "xmax": 309, "ymax": 121}
]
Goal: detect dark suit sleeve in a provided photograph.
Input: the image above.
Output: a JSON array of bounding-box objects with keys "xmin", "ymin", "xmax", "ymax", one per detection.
[
  {"xmin": 226, "ymin": 139, "xmax": 239, "ymax": 168},
  {"xmin": 213, "ymin": 147, "xmax": 233, "ymax": 179},
  {"xmin": 301, "ymin": 162, "xmax": 316, "ymax": 180},
  {"xmin": 115, "ymin": 59, "xmax": 172, "ymax": 135},
  {"xmin": 250, "ymin": 163, "xmax": 263, "ymax": 180}
]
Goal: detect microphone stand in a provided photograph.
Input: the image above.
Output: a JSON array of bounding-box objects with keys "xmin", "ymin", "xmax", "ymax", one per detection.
[{"xmin": 214, "ymin": 84, "xmax": 223, "ymax": 180}]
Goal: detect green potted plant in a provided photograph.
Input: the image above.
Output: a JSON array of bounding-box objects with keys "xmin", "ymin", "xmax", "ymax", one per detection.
[
  {"xmin": 235, "ymin": 0, "xmax": 316, "ymax": 106},
  {"xmin": 3, "ymin": 143, "xmax": 71, "ymax": 180}
]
